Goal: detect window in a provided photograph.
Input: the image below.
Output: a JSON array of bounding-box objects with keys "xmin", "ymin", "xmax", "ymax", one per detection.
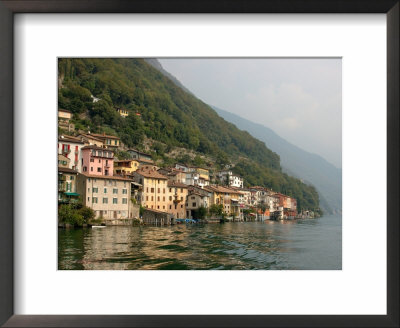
[
  {"xmin": 169, "ymin": 196, "xmax": 172, "ymax": 201},
  {"xmin": 113, "ymin": 198, "xmax": 118, "ymax": 204},
  {"xmin": 103, "ymin": 198, "xmax": 108, "ymax": 204},
  {"xmin": 92, "ymin": 187, "xmax": 98, "ymax": 193},
  {"xmin": 98, "ymin": 159, "xmax": 101, "ymax": 163},
  {"xmin": 169, "ymin": 205, "xmax": 171, "ymax": 209},
  {"xmin": 180, "ymin": 197, "xmax": 183, "ymax": 201},
  {"xmin": 90, "ymin": 158, "xmax": 94, "ymax": 163},
  {"xmin": 146, "ymin": 196, "xmax": 148, "ymax": 201},
  {"xmin": 70, "ymin": 176, "xmax": 74, "ymax": 181},
  {"xmin": 92, "ymin": 197, "xmax": 98, "ymax": 203},
  {"xmin": 181, "ymin": 205, "xmax": 183, "ymax": 208},
  {"xmin": 192, "ymin": 203, "xmax": 196, "ymax": 207},
  {"xmin": 169, "ymin": 188, "xmax": 172, "ymax": 192},
  {"xmin": 157, "ymin": 206, "xmax": 159, "ymax": 209},
  {"xmin": 88, "ymin": 197, "xmax": 90, "ymax": 202},
  {"xmin": 151, "ymin": 188, "xmax": 154, "ymax": 193},
  {"xmin": 97, "ymin": 168, "xmax": 101, "ymax": 172},
  {"xmin": 151, "ymin": 196, "xmax": 153, "ymax": 201},
  {"xmin": 146, "ymin": 187, "xmax": 148, "ymax": 192},
  {"xmin": 157, "ymin": 196, "xmax": 160, "ymax": 201},
  {"xmin": 104, "ymin": 188, "xmax": 107, "ymax": 193},
  {"xmin": 163, "ymin": 188, "xmax": 165, "ymax": 194},
  {"xmin": 163, "ymin": 206, "xmax": 165, "ymax": 209},
  {"xmin": 113, "ymin": 188, "xmax": 118, "ymax": 194},
  {"xmin": 191, "ymin": 196, "xmax": 195, "ymax": 200},
  {"xmin": 157, "ymin": 188, "xmax": 160, "ymax": 193},
  {"xmin": 174, "ymin": 205, "xmax": 177, "ymax": 210},
  {"xmin": 88, "ymin": 188, "xmax": 90, "ymax": 192},
  {"xmin": 181, "ymin": 188, "xmax": 183, "ymax": 193},
  {"xmin": 90, "ymin": 167, "xmax": 93, "ymax": 172},
  {"xmin": 83, "ymin": 166, "xmax": 87, "ymax": 172},
  {"xmin": 122, "ymin": 189, "xmax": 127, "ymax": 194},
  {"xmin": 122, "ymin": 198, "xmax": 127, "ymax": 204}
]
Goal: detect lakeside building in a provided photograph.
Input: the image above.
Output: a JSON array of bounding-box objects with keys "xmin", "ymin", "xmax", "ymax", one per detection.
[
  {"xmin": 186, "ymin": 187, "xmax": 211, "ymax": 219},
  {"xmin": 58, "ymin": 109, "xmax": 74, "ymax": 132},
  {"xmin": 58, "ymin": 135, "xmax": 85, "ymax": 172},
  {"xmin": 273, "ymin": 193, "xmax": 297, "ymax": 217},
  {"xmin": 58, "ymin": 167, "xmax": 79, "ymax": 204},
  {"xmin": 81, "ymin": 145, "xmax": 114, "ymax": 176},
  {"xmin": 89, "ymin": 133, "xmax": 121, "ymax": 149},
  {"xmin": 204, "ymin": 185, "xmax": 241, "ymax": 217},
  {"xmin": 132, "ymin": 165, "xmax": 169, "ymax": 211},
  {"xmin": 114, "ymin": 159, "xmax": 140, "ymax": 176},
  {"xmin": 217, "ymin": 170, "xmax": 244, "ymax": 188},
  {"xmin": 167, "ymin": 181, "xmax": 188, "ymax": 219},
  {"xmin": 76, "ymin": 173, "xmax": 132, "ymax": 220},
  {"xmin": 127, "ymin": 148, "xmax": 152, "ymax": 161},
  {"xmin": 77, "ymin": 133, "xmax": 105, "ymax": 147}
]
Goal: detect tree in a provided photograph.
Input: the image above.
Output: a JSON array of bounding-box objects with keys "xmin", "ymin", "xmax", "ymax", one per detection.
[{"xmin": 209, "ymin": 204, "xmax": 223, "ymax": 217}]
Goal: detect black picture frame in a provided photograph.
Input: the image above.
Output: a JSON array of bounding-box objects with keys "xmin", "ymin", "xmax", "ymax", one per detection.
[{"xmin": 0, "ymin": 1, "xmax": 398, "ymax": 327}]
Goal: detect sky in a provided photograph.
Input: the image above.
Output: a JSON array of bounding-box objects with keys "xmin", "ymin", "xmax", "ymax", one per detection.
[{"xmin": 159, "ymin": 58, "xmax": 342, "ymax": 169}]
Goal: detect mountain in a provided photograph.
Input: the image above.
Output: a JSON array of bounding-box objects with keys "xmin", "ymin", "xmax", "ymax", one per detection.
[
  {"xmin": 58, "ymin": 58, "xmax": 321, "ymax": 212},
  {"xmin": 212, "ymin": 107, "xmax": 342, "ymax": 214}
]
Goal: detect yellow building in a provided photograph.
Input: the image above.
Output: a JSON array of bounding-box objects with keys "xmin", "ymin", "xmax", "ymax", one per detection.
[
  {"xmin": 167, "ymin": 181, "xmax": 188, "ymax": 219},
  {"xmin": 132, "ymin": 166, "xmax": 169, "ymax": 212},
  {"xmin": 78, "ymin": 133, "xmax": 105, "ymax": 147},
  {"xmin": 114, "ymin": 160, "xmax": 140, "ymax": 176},
  {"xmin": 204, "ymin": 185, "xmax": 240, "ymax": 217},
  {"xmin": 90, "ymin": 133, "xmax": 121, "ymax": 149},
  {"xmin": 116, "ymin": 108, "xmax": 129, "ymax": 117},
  {"xmin": 194, "ymin": 167, "xmax": 210, "ymax": 180}
]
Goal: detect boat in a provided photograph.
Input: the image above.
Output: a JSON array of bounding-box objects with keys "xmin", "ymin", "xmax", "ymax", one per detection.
[{"xmin": 91, "ymin": 225, "xmax": 106, "ymax": 228}]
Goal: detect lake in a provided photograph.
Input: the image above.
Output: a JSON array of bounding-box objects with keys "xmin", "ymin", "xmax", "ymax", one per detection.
[{"xmin": 58, "ymin": 215, "xmax": 341, "ymax": 270}]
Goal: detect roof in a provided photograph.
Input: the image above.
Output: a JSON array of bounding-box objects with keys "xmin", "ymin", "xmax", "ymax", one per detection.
[
  {"xmin": 115, "ymin": 159, "xmax": 138, "ymax": 164},
  {"xmin": 204, "ymin": 185, "xmax": 240, "ymax": 194},
  {"xmin": 134, "ymin": 168, "xmax": 168, "ymax": 180},
  {"xmin": 58, "ymin": 135, "xmax": 84, "ymax": 144},
  {"xmin": 167, "ymin": 181, "xmax": 188, "ymax": 188},
  {"xmin": 188, "ymin": 191, "xmax": 208, "ymax": 197},
  {"xmin": 81, "ymin": 145, "xmax": 114, "ymax": 152},
  {"xmin": 78, "ymin": 133, "xmax": 104, "ymax": 142},
  {"xmin": 58, "ymin": 167, "xmax": 79, "ymax": 174},
  {"xmin": 79, "ymin": 172, "xmax": 133, "ymax": 181},
  {"xmin": 58, "ymin": 109, "xmax": 71, "ymax": 113},
  {"xmin": 90, "ymin": 133, "xmax": 120, "ymax": 140}
]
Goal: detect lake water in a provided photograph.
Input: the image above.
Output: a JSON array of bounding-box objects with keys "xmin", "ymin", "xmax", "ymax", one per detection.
[{"xmin": 58, "ymin": 215, "xmax": 341, "ymax": 270}]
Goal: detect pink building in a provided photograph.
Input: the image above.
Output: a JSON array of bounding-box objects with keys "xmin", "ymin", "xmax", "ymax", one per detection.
[{"xmin": 81, "ymin": 145, "xmax": 114, "ymax": 176}]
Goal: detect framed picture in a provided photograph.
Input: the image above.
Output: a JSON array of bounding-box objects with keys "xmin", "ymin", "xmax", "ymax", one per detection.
[{"xmin": 0, "ymin": 0, "xmax": 398, "ymax": 327}]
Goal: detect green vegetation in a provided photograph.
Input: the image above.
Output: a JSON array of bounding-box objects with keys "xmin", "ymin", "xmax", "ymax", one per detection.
[
  {"xmin": 58, "ymin": 203, "xmax": 95, "ymax": 226},
  {"xmin": 58, "ymin": 58, "xmax": 320, "ymax": 211}
]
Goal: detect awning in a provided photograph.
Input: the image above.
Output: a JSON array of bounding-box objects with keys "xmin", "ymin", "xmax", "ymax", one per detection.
[{"xmin": 64, "ymin": 192, "xmax": 79, "ymax": 196}]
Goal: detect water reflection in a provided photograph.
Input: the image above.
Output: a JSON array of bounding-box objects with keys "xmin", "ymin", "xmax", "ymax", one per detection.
[{"xmin": 58, "ymin": 215, "xmax": 341, "ymax": 270}]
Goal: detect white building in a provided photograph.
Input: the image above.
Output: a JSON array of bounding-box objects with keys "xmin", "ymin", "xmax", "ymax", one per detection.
[{"xmin": 217, "ymin": 171, "xmax": 244, "ymax": 188}]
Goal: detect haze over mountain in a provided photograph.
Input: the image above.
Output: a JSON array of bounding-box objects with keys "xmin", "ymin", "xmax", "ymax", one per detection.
[{"xmin": 213, "ymin": 106, "xmax": 342, "ymax": 214}]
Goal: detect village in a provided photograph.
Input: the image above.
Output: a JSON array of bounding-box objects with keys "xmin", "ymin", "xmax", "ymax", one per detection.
[{"xmin": 58, "ymin": 108, "xmax": 315, "ymax": 227}]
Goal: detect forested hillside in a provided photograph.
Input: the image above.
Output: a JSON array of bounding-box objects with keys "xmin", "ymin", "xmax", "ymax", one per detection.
[{"xmin": 58, "ymin": 58, "xmax": 321, "ymax": 212}]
